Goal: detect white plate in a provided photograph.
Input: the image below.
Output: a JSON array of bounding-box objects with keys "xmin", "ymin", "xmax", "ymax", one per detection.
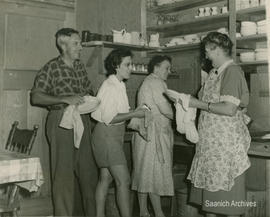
[
  {"xmin": 165, "ymin": 89, "xmax": 181, "ymax": 100},
  {"xmin": 77, "ymin": 96, "xmax": 100, "ymax": 114},
  {"xmin": 261, "ymin": 134, "xmax": 270, "ymax": 139}
]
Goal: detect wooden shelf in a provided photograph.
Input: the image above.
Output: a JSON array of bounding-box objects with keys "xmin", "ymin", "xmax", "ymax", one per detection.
[
  {"xmin": 236, "ymin": 33, "xmax": 267, "ymax": 42},
  {"xmin": 150, "ymin": 43, "xmax": 201, "ymax": 53},
  {"xmin": 147, "ymin": 13, "xmax": 229, "ymax": 37},
  {"xmin": 236, "ymin": 5, "xmax": 266, "ymax": 16},
  {"xmin": 259, "ymin": 91, "xmax": 270, "ymax": 97},
  {"xmin": 82, "ymin": 41, "xmax": 155, "ymax": 51},
  {"xmin": 148, "ymin": 0, "xmax": 224, "ymax": 14},
  {"xmin": 131, "ymin": 71, "xmax": 148, "ymax": 75},
  {"xmin": 236, "ymin": 48, "xmax": 254, "ymax": 53},
  {"xmin": 238, "ymin": 60, "xmax": 268, "ymax": 66}
]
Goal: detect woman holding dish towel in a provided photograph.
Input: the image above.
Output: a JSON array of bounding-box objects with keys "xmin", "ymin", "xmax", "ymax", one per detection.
[
  {"xmin": 167, "ymin": 32, "xmax": 251, "ymax": 217},
  {"xmin": 91, "ymin": 49, "xmax": 148, "ymax": 217}
]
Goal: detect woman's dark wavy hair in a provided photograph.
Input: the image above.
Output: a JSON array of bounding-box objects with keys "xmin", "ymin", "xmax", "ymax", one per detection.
[
  {"xmin": 104, "ymin": 49, "xmax": 133, "ymax": 76},
  {"xmin": 202, "ymin": 32, "xmax": 233, "ymax": 56},
  {"xmin": 148, "ymin": 55, "xmax": 172, "ymax": 74}
]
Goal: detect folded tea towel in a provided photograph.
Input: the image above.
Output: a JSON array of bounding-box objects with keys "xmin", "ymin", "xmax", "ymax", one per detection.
[
  {"xmin": 128, "ymin": 105, "xmax": 152, "ymax": 141},
  {"xmin": 128, "ymin": 110, "xmax": 153, "ymax": 141},
  {"xmin": 175, "ymin": 93, "xmax": 199, "ymax": 144},
  {"xmin": 59, "ymin": 96, "xmax": 100, "ymax": 148},
  {"xmin": 59, "ymin": 105, "xmax": 84, "ymax": 148}
]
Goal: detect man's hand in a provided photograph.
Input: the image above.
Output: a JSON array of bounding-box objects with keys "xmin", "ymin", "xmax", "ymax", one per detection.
[{"xmin": 61, "ymin": 95, "xmax": 85, "ymax": 105}]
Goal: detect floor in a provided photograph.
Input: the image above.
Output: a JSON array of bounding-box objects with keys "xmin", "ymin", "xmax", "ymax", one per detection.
[{"xmin": 15, "ymin": 193, "xmax": 203, "ymax": 217}]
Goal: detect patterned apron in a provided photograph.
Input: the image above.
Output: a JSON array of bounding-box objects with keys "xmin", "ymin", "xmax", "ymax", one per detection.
[{"xmin": 187, "ymin": 66, "xmax": 251, "ymax": 192}]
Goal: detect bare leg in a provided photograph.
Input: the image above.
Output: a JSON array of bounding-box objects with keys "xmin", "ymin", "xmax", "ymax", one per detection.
[
  {"xmin": 96, "ymin": 168, "xmax": 113, "ymax": 217},
  {"xmin": 109, "ymin": 164, "xmax": 131, "ymax": 217},
  {"xmin": 149, "ymin": 193, "xmax": 165, "ymax": 217},
  {"xmin": 138, "ymin": 192, "xmax": 150, "ymax": 216}
]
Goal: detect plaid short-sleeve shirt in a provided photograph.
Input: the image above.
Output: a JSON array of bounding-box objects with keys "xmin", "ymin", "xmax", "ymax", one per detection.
[{"xmin": 32, "ymin": 56, "xmax": 93, "ymax": 110}]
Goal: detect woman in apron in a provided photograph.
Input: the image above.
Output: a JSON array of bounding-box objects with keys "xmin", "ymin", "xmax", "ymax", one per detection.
[
  {"xmin": 175, "ymin": 32, "xmax": 251, "ymax": 217},
  {"xmin": 91, "ymin": 49, "xmax": 147, "ymax": 217},
  {"xmin": 132, "ymin": 55, "xmax": 174, "ymax": 217}
]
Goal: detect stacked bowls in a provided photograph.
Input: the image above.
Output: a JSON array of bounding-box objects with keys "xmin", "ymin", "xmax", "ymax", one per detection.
[
  {"xmin": 255, "ymin": 48, "xmax": 268, "ymax": 61},
  {"xmin": 240, "ymin": 21, "xmax": 257, "ymax": 36},
  {"xmin": 257, "ymin": 20, "xmax": 267, "ymax": 34},
  {"xmin": 240, "ymin": 51, "xmax": 255, "ymax": 62}
]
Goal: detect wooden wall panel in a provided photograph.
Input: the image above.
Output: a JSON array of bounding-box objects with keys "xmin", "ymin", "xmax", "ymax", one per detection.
[
  {"xmin": 4, "ymin": 13, "xmax": 61, "ymax": 70},
  {"xmin": 1, "ymin": 90, "xmax": 28, "ymax": 148}
]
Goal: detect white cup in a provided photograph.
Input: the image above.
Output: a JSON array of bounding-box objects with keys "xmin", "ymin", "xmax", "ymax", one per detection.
[
  {"xmin": 211, "ymin": 7, "xmax": 218, "ymax": 15},
  {"xmin": 221, "ymin": 6, "xmax": 228, "ymax": 14},
  {"xmin": 198, "ymin": 8, "xmax": 204, "ymax": 17},
  {"xmin": 204, "ymin": 7, "xmax": 211, "ymax": 16}
]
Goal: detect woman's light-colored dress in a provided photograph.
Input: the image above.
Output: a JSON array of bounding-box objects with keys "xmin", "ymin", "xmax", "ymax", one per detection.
[{"xmin": 132, "ymin": 73, "xmax": 174, "ymax": 196}]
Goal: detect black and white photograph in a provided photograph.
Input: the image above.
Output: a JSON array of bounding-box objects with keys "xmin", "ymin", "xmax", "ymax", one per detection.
[{"xmin": 0, "ymin": 0, "xmax": 269, "ymax": 217}]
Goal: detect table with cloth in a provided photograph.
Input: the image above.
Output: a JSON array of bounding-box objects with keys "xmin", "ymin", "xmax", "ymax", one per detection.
[{"xmin": 0, "ymin": 151, "xmax": 44, "ymax": 192}]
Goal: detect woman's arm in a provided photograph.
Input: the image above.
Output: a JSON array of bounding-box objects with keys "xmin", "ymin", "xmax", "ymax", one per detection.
[
  {"xmin": 110, "ymin": 107, "xmax": 147, "ymax": 124},
  {"xmin": 189, "ymin": 96, "xmax": 238, "ymax": 116},
  {"xmin": 155, "ymin": 102, "xmax": 174, "ymax": 120}
]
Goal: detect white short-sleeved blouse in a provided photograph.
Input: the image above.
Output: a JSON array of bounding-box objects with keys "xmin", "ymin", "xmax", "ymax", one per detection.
[{"xmin": 91, "ymin": 75, "xmax": 130, "ymax": 125}]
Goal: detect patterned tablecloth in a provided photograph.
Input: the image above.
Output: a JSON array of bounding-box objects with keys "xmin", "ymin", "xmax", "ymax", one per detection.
[{"xmin": 0, "ymin": 151, "xmax": 44, "ymax": 192}]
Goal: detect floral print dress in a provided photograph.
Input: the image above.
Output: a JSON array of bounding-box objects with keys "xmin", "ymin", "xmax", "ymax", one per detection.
[{"xmin": 187, "ymin": 61, "xmax": 251, "ymax": 192}]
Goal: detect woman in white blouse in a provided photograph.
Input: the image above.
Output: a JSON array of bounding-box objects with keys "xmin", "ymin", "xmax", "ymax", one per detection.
[{"xmin": 91, "ymin": 49, "xmax": 147, "ymax": 217}]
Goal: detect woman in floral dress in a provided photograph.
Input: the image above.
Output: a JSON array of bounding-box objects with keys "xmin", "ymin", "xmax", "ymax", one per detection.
[{"xmin": 175, "ymin": 32, "xmax": 251, "ymax": 217}]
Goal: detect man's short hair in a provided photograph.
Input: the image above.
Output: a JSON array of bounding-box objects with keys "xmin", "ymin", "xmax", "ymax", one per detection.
[{"xmin": 55, "ymin": 28, "xmax": 79, "ymax": 54}]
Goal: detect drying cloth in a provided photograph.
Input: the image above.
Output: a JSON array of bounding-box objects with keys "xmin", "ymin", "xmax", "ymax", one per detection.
[
  {"xmin": 59, "ymin": 105, "xmax": 84, "ymax": 149},
  {"xmin": 128, "ymin": 106, "xmax": 152, "ymax": 141},
  {"xmin": 59, "ymin": 96, "xmax": 100, "ymax": 148},
  {"xmin": 175, "ymin": 94, "xmax": 199, "ymax": 144}
]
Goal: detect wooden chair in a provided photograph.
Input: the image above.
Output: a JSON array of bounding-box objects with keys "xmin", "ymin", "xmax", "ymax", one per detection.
[
  {"xmin": 0, "ymin": 121, "xmax": 39, "ymax": 216},
  {"xmin": 5, "ymin": 121, "xmax": 38, "ymax": 155}
]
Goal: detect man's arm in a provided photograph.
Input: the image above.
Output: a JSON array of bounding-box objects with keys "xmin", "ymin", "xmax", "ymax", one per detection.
[{"xmin": 30, "ymin": 91, "xmax": 84, "ymax": 106}]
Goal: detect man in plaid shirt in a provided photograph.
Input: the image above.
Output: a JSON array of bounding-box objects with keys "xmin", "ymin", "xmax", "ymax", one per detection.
[{"xmin": 31, "ymin": 28, "xmax": 98, "ymax": 216}]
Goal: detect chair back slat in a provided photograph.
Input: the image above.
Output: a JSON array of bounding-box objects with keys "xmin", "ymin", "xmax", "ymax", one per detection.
[{"xmin": 5, "ymin": 121, "xmax": 39, "ymax": 155}]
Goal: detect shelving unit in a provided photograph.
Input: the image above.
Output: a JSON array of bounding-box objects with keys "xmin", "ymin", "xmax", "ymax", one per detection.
[
  {"xmin": 236, "ymin": 5, "xmax": 266, "ymax": 19},
  {"xmin": 236, "ymin": 33, "xmax": 267, "ymax": 42},
  {"xmin": 82, "ymin": 41, "xmax": 155, "ymax": 51},
  {"xmin": 150, "ymin": 43, "xmax": 201, "ymax": 53},
  {"xmin": 147, "ymin": 13, "xmax": 229, "ymax": 37},
  {"xmin": 238, "ymin": 60, "xmax": 268, "ymax": 66},
  {"xmin": 234, "ymin": 4, "xmax": 267, "ymax": 66},
  {"xmin": 148, "ymin": 0, "xmax": 224, "ymax": 13}
]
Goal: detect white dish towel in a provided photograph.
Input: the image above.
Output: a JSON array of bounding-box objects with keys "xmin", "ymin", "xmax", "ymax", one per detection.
[
  {"xmin": 59, "ymin": 105, "xmax": 84, "ymax": 149},
  {"xmin": 175, "ymin": 93, "xmax": 199, "ymax": 144},
  {"xmin": 59, "ymin": 96, "xmax": 100, "ymax": 148}
]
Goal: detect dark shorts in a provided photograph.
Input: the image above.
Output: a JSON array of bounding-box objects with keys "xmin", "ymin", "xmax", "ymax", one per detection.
[
  {"xmin": 189, "ymin": 173, "xmax": 246, "ymax": 215},
  {"xmin": 91, "ymin": 122, "xmax": 126, "ymax": 168}
]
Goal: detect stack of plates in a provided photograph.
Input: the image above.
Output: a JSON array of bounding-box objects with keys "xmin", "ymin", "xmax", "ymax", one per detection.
[
  {"xmin": 166, "ymin": 37, "xmax": 187, "ymax": 47},
  {"xmin": 255, "ymin": 48, "xmax": 268, "ymax": 61},
  {"xmin": 240, "ymin": 21, "xmax": 257, "ymax": 36},
  {"xmin": 257, "ymin": 20, "xmax": 266, "ymax": 34},
  {"xmin": 240, "ymin": 51, "xmax": 255, "ymax": 62},
  {"xmin": 156, "ymin": 0, "xmax": 173, "ymax": 5},
  {"xmin": 183, "ymin": 34, "xmax": 200, "ymax": 44}
]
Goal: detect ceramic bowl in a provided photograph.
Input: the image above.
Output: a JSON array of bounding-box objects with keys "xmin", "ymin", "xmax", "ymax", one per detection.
[{"xmin": 240, "ymin": 52, "xmax": 255, "ymax": 62}]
